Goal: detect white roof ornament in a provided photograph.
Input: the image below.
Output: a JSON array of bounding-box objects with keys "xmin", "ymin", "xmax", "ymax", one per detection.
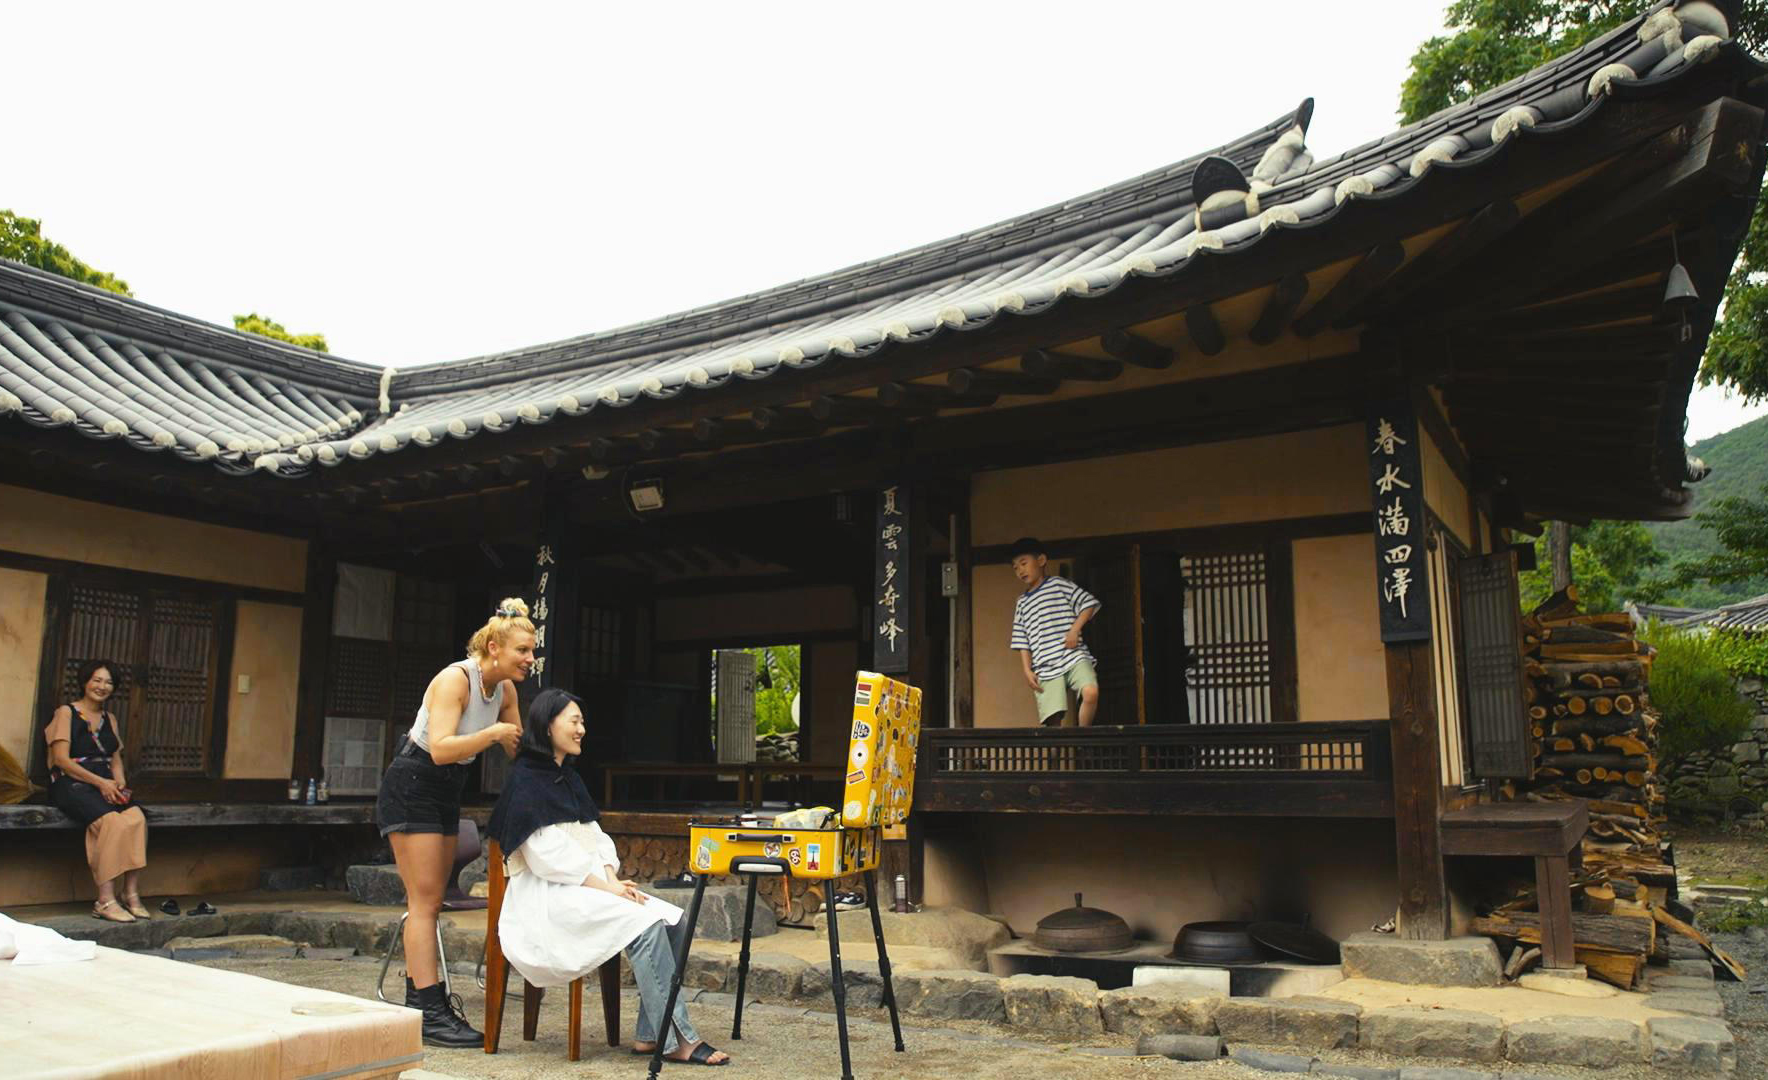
[
  {"xmin": 255, "ymin": 454, "xmax": 281, "ymax": 472},
  {"xmin": 599, "ymin": 386, "xmax": 622, "ymax": 404},
  {"xmin": 1493, "ymin": 105, "xmax": 1542, "ymax": 141},
  {"xmin": 378, "ymin": 433, "xmax": 400, "ymax": 452},
  {"xmin": 1675, "ymin": 1, "xmax": 1730, "ymax": 40},
  {"xmin": 196, "ymin": 440, "xmax": 219, "ymax": 459},
  {"xmin": 378, "ymin": 367, "xmax": 395, "ymax": 414},
  {"xmin": 1258, "ymin": 205, "xmax": 1301, "ymax": 231},
  {"xmin": 347, "ymin": 439, "xmax": 371, "ymax": 459},
  {"xmin": 316, "ymin": 445, "xmax": 337, "ymax": 463},
  {"xmin": 102, "ymin": 419, "xmax": 127, "ymax": 435},
  {"xmin": 1587, "ymin": 62, "xmax": 1638, "ymax": 97},
  {"xmin": 1685, "ymin": 34, "xmax": 1725, "ymax": 62},
  {"xmin": 447, "ymin": 418, "xmax": 469, "ymax": 436},
  {"xmin": 152, "ymin": 431, "xmax": 175, "ymax": 447},
  {"xmin": 1639, "ymin": 8, "xmax": 1684, "ymax": 45},
  {"xmin": 51, "ymin": 406, "xmax": 76, "ymax": 423}
]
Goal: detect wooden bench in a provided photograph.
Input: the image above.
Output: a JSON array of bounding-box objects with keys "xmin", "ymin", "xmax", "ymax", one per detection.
[
  {"xmin": 1441, "ymin": 801, "xmax": 1587, "ymax": 969},
  {"xmin": 0, "ymin": 802, "xmax": 379, "ymax": 829}
]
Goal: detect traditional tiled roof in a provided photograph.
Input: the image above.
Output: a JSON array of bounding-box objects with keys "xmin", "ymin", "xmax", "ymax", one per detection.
[
  {"xmin": 0, "ymin": 0, "xmax": 1752, "ymax": 478},
  {"xmin": 1669, "ymin": 592, "xmax": 1768, "ymax": 632}
]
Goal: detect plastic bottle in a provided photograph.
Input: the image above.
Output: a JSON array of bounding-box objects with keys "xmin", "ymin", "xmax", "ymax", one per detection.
[{"xmin": 305, "ymin": 778, "xmax": 317, "ymax": 806}]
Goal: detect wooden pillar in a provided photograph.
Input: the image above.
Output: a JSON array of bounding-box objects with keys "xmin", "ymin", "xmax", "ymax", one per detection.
[
  {"xmin": 291, "ymin": 542, "xmax": 336, "ymax": 779},
  {"xmin": 953, "ymin": 476, "xmax": 974, "ymax": 729},
  {"xmin": 1387, "ymin": 638, "xmax": 1447, "ymax": 939}
]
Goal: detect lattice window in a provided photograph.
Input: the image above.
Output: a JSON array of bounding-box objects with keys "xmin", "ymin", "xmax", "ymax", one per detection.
[
  {"xmin": 327, "ymin": 637, "xmax": 393, "ymax": 718},
  {"xmin": 579, "ymin": 606, "xmax": 624, "ymax": 679},
  {"xmin": 136, "ymin": 594, "xmax": 220, "ymax": 773},
  {"xmin": 322, "ymin": 715, "xmax": 388, "ymax": 796},
  {"xmin": 55, "ymin": 581, "xmax": 221, "ymax": 776},
  {"xmin": 1181, "ymin": 551, "xmax": 1274, "ymax": 726},
  {"xmin": 395, "ymin": 577, "xmax": 454, "ymax": 650},
  {"xmin": 58, "ymin": 583, "xmax": 142, "ymax": 735}
]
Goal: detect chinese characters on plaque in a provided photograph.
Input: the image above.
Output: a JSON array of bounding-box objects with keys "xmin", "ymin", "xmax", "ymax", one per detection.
[
  {"xmin": 872, "ymin": 484, "xmax": 911, "ymax": 673},
  {"xmin": 1366, "ymin": 401, "xmax": 1432, "ymax": 642},
  {"xmin": 528, "ymin": 541, "xmax": 557, "ymax": 686}
]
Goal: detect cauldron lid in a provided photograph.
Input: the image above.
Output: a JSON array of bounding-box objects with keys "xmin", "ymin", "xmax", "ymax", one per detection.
[
  {"xmin": 1036, "ymin": 892, "xmax": 1129, "ymax": 931},
  {"xmin": 1248, "ymin": 921, "xmax": 1341, "ymax": 964}
]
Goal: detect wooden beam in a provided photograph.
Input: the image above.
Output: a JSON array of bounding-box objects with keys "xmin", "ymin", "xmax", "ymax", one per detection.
[
  {"xmin": 947, "ymin": 368, "xmax": 1060, "ymax": 397},
  {"xmin": 1248, "ymin": 273, "xmax": 1309, "ymax": 345},
  {"xmin": 588, "ymin": 436, "xmax": 640, "ymax": 463},
  {"xmin": 750, "ymin": 405, "xmax": 826, "ymax": 436},
  {"xmin": 691, "ymin": 417, "xmax": 776, "ymax": 447},
  {"xmin": 636, "ymin": 428, "xmax": 698, "ymax": 454},
  {"xmin": 1295, "ymin": 240, "xmax": 1406, "ymax": 337},
  {"xmin": 1352, "ymin": 201, "xmax": 1521, "ymax": 324},
  {"xmin": 1186, "ymin": 304, "xmax": 1225, "ymax": 356},
  {"xmin": 1021, "ymin": 349, "xmax": 1124, "ymax": 382},
  {"xmin": 1099, "ymin": 329, "xmax": 1175, "ymax": 369},
  {"xmin": 1457, "ymin": 284, "xmax": 1664, "ymax": 336},
  {"xmin": 877, "ymin": 382, "xmax": 997, "ymax": 409},
  {"xmin": 811, "ymin": 395, "xmax": 930, "ymax": 424},
  {"xmin": 1387, "ymin": 638, "xmax": 1448, "ymax": 938}
]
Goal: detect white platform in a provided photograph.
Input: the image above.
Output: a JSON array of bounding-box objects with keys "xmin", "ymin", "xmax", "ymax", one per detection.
[{"xmin": 0, "ymin": 946, "xmax": 421, "ymax": 1079}]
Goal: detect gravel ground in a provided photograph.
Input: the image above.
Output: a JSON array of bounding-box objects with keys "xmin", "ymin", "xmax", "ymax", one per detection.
[
  {"xmin": 1711, "ymin": 929, "xmax": 1768, "ymax": 1079},
  {"xmin": 195, "ymin": 954, "xmax": 1248, "ymax": 1080},
  {"xmin": 192, "ymin": 953, "xmax": 1725, "ymax": 1080}
]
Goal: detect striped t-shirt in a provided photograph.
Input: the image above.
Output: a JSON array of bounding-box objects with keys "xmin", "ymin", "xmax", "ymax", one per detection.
[{"xmin": 1010, "ymin": 576, "xmax": 1101, "ymax": 679}]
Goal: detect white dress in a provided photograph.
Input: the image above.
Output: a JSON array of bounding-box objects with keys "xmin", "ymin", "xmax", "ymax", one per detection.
[{"xmin": 499, "ymin": 819, "xmax": 684, "ymax": 988}]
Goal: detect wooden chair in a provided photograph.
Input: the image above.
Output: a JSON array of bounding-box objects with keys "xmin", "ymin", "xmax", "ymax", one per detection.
[{"xmin": 482, "ymin": 838, "xmax": 622, "ymax": 1059}]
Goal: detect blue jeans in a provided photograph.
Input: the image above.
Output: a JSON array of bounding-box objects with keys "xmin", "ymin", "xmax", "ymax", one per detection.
[{"xmin": 628, "ymin": 920, "xmax": 701, "ymax": 1053}]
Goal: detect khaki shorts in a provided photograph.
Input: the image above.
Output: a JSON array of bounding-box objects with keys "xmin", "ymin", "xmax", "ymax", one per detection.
[{"xmin": 1035, "ymin": 659, "xmax": 1097, "ymax": 724}]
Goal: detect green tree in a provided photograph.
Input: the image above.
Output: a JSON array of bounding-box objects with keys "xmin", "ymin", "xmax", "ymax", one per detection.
[
  {"xmin": 1402, "ymin": 1, "xmax": 1768, "ymax": 401},
  {"xmin": 1669, "ymin": 482, "xmax": 1768, "ymax": 589},
  {"xmin": 1519, "ymin": 519, "xmax": 1668, "ymax": 611},
  {"xmin": 232, "ymin": 312, "xmax": 328, "ymax": 352},
  {"xmin": 0, "ymin": 210, "xmax": 131, "ymax": 296},
  {"xmin": 1637, "ymin": 621, "xmax": 1755, "ymax": 760}
]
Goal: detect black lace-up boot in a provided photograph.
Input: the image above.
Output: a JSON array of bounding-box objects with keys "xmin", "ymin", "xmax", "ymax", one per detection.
[{"xmin": 413, "ymin": 981, "xmax": 483, "ymax": 1048}]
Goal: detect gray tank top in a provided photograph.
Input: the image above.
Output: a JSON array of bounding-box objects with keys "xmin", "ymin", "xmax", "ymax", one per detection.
[{"xmin": 408, "ymin": 659, "xmax": 503, "ymax": 764}]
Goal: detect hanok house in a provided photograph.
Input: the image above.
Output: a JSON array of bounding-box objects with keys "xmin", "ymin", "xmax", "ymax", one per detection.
[{"xmin": 0, "ymin": 1, "xmax": 1760, "ymax": 948}]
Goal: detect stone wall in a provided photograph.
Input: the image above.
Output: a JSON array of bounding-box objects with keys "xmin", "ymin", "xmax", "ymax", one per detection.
[{"xmin": 1664, "ymin": 675, "xmax": 1768, "ymax": 824}]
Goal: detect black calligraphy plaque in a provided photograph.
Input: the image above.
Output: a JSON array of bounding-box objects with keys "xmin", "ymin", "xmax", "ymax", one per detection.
[
  {"xmin": 1366, "ymin": 399, "xmax": 1432, "ymax": 643},
  {"xmin": 528, "ymin": 535, "xmax": 560, "ymax": 687},
  {"xmin": 872, "ymin": 484, "xmax": 911, "ymax": 673}
]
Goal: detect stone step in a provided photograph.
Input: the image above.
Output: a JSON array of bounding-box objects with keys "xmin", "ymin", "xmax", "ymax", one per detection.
[{"xmin": 814, "ymin": 904, "xmax": 1008, "ymax": 965}]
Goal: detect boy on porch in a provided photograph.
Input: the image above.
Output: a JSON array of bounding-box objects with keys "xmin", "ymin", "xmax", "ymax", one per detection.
[{"xmin": 1009, "ymin": 538, "xmax": 1101, "ymax": 726}]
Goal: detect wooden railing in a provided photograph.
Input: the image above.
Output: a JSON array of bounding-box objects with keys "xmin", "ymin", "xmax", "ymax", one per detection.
[{"xmin": 916, "ymin": 720, "xmax": 1394, "ymax": 817}]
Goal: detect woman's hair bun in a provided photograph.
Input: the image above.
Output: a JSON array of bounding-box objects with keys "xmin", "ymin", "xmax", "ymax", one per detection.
[{"xmin": 494, "ymin": 597, "xmax": 530, "ymax": 619}]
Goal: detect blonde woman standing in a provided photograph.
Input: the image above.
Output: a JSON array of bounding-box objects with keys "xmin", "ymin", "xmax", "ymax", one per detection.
[
  {"xmin": 44, "ymin": 660, "xmax": 149, "ymax": 922},
  {"xmin": 376, "ymin": 599, "xmax": 531, "ymax": 1047}
]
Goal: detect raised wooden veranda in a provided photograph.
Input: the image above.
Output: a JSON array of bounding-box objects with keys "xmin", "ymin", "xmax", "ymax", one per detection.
[{"xmin": 914, "ymin": 720, "xmax": 1393, "ymax": 817}]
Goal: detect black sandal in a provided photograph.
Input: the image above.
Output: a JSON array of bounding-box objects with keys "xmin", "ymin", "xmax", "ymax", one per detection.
[
  {"xmin": 159, "ymin": 898, "xmax": 181, "ymax": 916},
  {"xmin": 189, "ymin": 901, "xmax": 217, "ymax": 916},
  {"xmin": 685, "ymin": 1043, "xmax": 729, "ymax": 1067}
]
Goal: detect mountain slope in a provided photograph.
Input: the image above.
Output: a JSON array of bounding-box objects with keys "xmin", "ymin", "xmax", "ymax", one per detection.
[{"xmin": 1647, "ymin": 414, "xmax": 1768, "ymax": 607}]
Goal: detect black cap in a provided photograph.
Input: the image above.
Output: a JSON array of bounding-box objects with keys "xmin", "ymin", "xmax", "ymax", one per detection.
[{"xmin": 1008, "ymin": 537, "xmax": 1046, "ymax": 560}]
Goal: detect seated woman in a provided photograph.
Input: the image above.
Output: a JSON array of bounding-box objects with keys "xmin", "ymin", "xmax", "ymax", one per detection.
[
  {"xmin": 489, "ymin": 688, "xmax": 729, "ymax": 1066},
  {"xmin": 43, "ymin": 660, "xmax": 149, "ymax": 923}
]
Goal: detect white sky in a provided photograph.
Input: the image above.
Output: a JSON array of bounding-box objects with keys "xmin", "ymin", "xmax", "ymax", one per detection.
[{"xmin": 3, "ymin": 1, "xmax": 1760, "ymax": 442}]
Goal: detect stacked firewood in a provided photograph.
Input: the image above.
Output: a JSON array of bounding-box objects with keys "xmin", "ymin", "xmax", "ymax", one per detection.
[
  {"xmin": 1474, "ymin": 585, "xmax": 1745, "ymax": 988},
  {"xmin": 1514, "ymin": 587, "xmax": 1671, "ymax": 886}
]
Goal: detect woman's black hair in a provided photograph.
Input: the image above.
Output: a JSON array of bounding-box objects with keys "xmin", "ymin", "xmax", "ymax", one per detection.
[
  {"xmin": 75, "ymin": 659, "xmax": 120, "ymax": 693},
  {"xmin": 522, "ymin": 687, "xmax": 584, "ymax": 758}
]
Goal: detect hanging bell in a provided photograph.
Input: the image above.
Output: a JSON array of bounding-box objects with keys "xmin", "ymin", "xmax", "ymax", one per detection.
[{"xmin": 1663, "ymin": 261, "xmax": 1699, "ymax": 310}]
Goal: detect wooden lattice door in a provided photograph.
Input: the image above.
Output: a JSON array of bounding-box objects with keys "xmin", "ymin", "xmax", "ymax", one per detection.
[{"xmin": 55, "ymin": 579, "xmax": 224, "ymax": 777}]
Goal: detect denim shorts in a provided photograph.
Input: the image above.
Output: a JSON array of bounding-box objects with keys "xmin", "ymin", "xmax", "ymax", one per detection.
[{"xmin": 375, "ymin": 744, "xmax": 469, "ymax": 837}]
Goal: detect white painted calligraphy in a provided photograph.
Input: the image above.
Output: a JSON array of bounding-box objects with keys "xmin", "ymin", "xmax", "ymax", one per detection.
[
  {"xmin": 1382, "ymin": 567, "xmax": 1413, "ymax": 618},
  {"xmin": 1374, "ymin": 463, "xmax": 1412, "ymax": 494},
  {"xmin": 1376, "ymin": 499, "xmax": 1411, "ymax": 537},
  {"xmin": 1371, "ymin": 419, "xmax": 1407, "ymax": 456}
]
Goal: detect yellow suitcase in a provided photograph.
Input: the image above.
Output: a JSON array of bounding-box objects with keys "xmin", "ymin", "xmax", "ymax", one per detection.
[
  {"xmin": 840, "ymin": 672, "xmax": 921, "ymax": 829},
  {"xmin": 688, "ymin": 821, "xmax": 881, "ymax": 880}
]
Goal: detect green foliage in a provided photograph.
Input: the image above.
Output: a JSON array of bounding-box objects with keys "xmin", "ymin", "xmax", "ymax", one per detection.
[
  {"xmin": 0, "ymin": 210, "xmax": 131, "ymax": 296},
  {"xmin": 1638, "ymin": 621, "xmax": 1756, "ymax": 759},
  {"xmin": 709, "ymin": 645, "xmax": 802, "ymax": 738},
  {"xmin": 1401, "ymin": 2, "xmax": 1768, "ymax": 401},
  {"xmin": 1668, "ymin": 482, "xmax": 1768, "ymax": 595},
  {"xmin": 232, "ymin": 312, "xmax": 328, "ymax": 352},
  {"xmin": 1699, "ymin": 900, "xmax": 1768, "ymax": 933},
  {"xmin": 1518, "ymin": 519, "xmax": 1667, "ymax": 611},
  {"xmin": 1710, "ymin": 629, "xmax": 1768, "ymax": 677},
  {"xmin": 752, "ymin": 645, "xmax": 801, "ymax": 737},
  {"xmin": 1649, "ymin": 417, "xmax": 1768, "ymax": 607}
]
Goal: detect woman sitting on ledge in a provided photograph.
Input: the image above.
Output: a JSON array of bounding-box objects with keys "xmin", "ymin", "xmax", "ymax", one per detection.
[
  {"xmin": 488, "ymin": 688, "xmax": 730, "ymax": 1066},
  {"xmin": 43, "ymin": 660, "xmax": 149, "ymax": 923}
]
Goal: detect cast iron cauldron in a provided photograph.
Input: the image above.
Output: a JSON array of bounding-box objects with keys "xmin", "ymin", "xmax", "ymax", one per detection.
[
  {"xmin": 1169, "ymin": 921, "xmax": 1271, "ymax": 965},
  {"xmin": 1033, "ymin": 893, "xmax": 1134, "ymax": 953}
]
